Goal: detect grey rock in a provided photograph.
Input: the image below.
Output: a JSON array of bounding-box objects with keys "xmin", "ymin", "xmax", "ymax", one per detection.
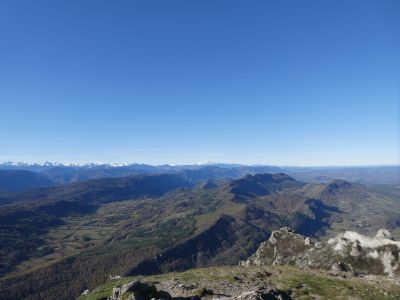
[
  {"xmin": 241, "ymin": 227, "xmax": 400, "ymax": 277},
  {"xmin": 232, "ymin": 289, "xmax": 292, "ymax": 300},
  {"xmin": 109, "ymin": 280, "xmax": 171, "ymax": 300}
]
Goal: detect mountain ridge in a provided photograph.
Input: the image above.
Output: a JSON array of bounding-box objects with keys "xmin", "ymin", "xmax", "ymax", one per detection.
[
  {"xmin": 0, "ymin": 162, "xmax": 398, "ymax": 186},
  {"xmin": 0, "ymin": 172, "xmax": 399, "ymax": 300}
]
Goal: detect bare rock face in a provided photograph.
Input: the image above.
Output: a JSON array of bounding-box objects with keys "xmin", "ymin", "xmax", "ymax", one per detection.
[
  {"xmin": 240, "ymin": 227, "xmax": 313, "ymax": 267},
  {"xmin": 327, "ymin": 230, "xmax": 400, "ymax": 277},
  {"xmin": 241, "ymin": 227, "xmax": 400, "ymax": 277}
]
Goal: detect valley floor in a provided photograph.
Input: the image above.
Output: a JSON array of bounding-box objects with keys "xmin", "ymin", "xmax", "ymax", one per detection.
[{"xmin": 80, "ymin": 265, "xmax": 400, "ymax": 300}]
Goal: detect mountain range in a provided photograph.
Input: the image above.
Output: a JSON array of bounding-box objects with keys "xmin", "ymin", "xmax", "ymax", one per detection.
[
  {"xmin": 0, "ymin": 165, "xmax": 399, "ymax": 300},
  {"xmin": 0, "ymin": 162, "xmax": 398, "ymax": 192}
]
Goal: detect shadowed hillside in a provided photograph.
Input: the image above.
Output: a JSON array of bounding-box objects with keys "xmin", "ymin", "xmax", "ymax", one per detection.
[
  {"xmin": 0, "ymin": 170, "xmax": 54, "ymax": 192},
  {"xmin": 0, "ymin": 172, "xmax": 399, "ymax": 300}
]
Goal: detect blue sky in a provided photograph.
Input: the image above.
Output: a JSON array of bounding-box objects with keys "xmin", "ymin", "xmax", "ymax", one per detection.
[{"xmin": 0, "ymin": 0, "xmax": 399, "ymax": 166}]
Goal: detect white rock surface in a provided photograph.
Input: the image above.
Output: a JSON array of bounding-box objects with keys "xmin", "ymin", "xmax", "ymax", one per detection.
[
  {"xmin": 328, "ymin": 229, "xmax": 400, "ymax": 277},
  {"xmin": 243, "ymin": 227, "xmax": 400, "ymax": 278},
  {"xmin": 328, "ymin": 230, "xmax": 400, "ymax": 252},
  {"xmin": 376, "ymin": 229, "xmax": 394, "ymax": 240}
]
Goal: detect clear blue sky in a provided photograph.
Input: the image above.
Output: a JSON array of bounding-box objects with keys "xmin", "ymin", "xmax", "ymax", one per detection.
[{"xmin": 0, "ymin": 0, "xmax": 399, "ymax": 166}]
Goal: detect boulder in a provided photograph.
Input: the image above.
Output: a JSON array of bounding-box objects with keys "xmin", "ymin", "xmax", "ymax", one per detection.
[
  {"xmin": 233, "ymin": 289, "xmax": 292, "ymax": 300},
  {"xmin": 109, "ymin": 280, "xmax": 171, "ymax": 300}
]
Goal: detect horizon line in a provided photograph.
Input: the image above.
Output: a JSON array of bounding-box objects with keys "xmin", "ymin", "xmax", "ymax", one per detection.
[{"xmin": 0, "ymin": 160, "xmax": 399, "ymax": 168}]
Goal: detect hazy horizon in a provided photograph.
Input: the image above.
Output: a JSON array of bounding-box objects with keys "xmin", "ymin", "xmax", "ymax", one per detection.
[{"xmin": 0, "ymin": 160, "xmax": 399, "ymax": 168}]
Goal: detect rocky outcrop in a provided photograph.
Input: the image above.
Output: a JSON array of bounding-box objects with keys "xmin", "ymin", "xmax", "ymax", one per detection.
[
  {"xmin": 109, "ymin": 280, "xmax": 172, "ymax": 300},
  {"xmin": 107, "ymin": 280, "xmax": 292, "ymax": 300},
  {"xmin": 232, "ymin": 289, "xmax": 292, "ymax": 300},
  {"xmin": 241, "ymin": 227, "xmax": 400, "ymax": 277},
  {"xmin": 327, "ymin": 230, "xmax": 400, "ymax": 277},
  {"xmin": 80, "ymin": 263, "xmax": 400, "ymax": 300},
  {"xmin": 240, "ymin": 227, "xmax": 312, "ymax": 267}
]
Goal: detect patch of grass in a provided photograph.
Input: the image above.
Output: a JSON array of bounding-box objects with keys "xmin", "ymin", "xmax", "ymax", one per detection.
[
  {"xmin": 286, "ymin": 271, "xmax": 400, "ymax": 300},
  {"xmin": 124, "ymin": 216, "xmax": 197, "ymax": 249},
  {"xmin": 78, "ymin": 277, "xmax": 135, "ymax": 300}
]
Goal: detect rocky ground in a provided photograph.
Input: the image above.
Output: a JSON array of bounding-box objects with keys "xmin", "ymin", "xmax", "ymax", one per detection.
[
  {"xmin": 79, "ymin": 265, "xmax": 400, "ymax": 300},
  {"xmin": 80, "ymin": 227, "xmax": 400, "ymax": 300}
]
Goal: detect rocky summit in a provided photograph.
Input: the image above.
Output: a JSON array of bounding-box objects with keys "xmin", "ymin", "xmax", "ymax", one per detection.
[
  {"xmin": 241, "ymin": 227, "xmax": 400, "ymax": 278},
  {"xmin": 80, "ymin": 264, "xmax": 400, "ymax": 300},
  {"xmin": 80, "ymin": 229, "xmax": 400, "ymax": 300},
  {"xmin": 105, "ymin": 279, "xmax": 291, "ymax": 300}
]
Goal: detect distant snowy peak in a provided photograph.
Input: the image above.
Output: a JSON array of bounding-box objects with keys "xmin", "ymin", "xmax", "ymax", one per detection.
[
  {"xmin": 0, "ymin": 161, "xmax": 169, "ymax": 169},
  {"xmin": 0, "ymin": 161, "xmax": 233, "ymax": 168},
  {"xmin": 195, "ymin": 161, "xmax": 217, "ymax": 166},
  {"xmin": 0, "ymin": 161, "xmax": 64, "ymax": 167}
]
